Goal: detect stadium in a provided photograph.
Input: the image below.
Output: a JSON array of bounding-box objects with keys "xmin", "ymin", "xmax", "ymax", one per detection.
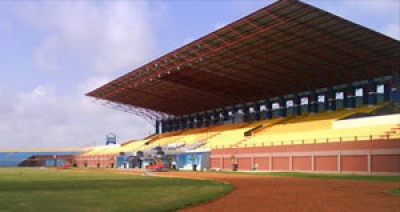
[{"xmin": 1, "ymin": 0, "xmax": 399, "ymax": 176}]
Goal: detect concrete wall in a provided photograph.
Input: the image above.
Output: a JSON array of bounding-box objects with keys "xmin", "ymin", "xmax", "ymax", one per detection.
[
  {"xmin": 75, "ymin": 155, "xmax": 116, "ymax": 168},
  {"xmin": 210, "ymin": 139, "xmax": 400, "ymax": 175},
  {"xmin": 333, "ymin": 114, "xmax": 400, "ymax": 129}
]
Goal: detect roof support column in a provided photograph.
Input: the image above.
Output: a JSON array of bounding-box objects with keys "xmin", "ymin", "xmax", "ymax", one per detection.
[
  {"xmin": 242, "ymin": 104, "xmax": 250, "ymax": 123},
  {"xmin": 222, "ymin": 109, "xmax": 230, "ymax": 124},
  {"xmin": 367, "ymin": 79, "xmax": 377, "ymax": 105},
  {"xmin": 161, "ymin": 120, "xmax": 167, "ymax": 133},
  {"xmin": 231, "ymin": 106, "xmax": 237, "ymax": 124},
  {"xmin": 327, "ymin": 87, "xmax": 336, "ymax": 111},
  {"xmin": 278, "ymin": 96, "xmax": 287, "ymax": 117},
  {"xmin": 382, "ymin": 83, "xmax": 391, "ymax": 102},
  {"xmin": 253, "ymin": 102, "xmax": 261, "ymax": 121},
  {"xmin": 188, "ymin": 116, "xmax": 195, "ymax": 129},
  {"xmin": 308, "ymin": 91, "xmax": 318, "ymax": 113},
  {"xmin": 155, "ymin": 120, "xmax": 161, "ymax": 134},
  {"xmin": 345, "ymin": 84, "xmax": 356, "ymax": 109},
  {"xmin": 265, "ymin": 99, "xmax": 272, "ymax": 120},
  {"xmin": 391, "ymin": 73, "xmax": 400, "ymax": 102},
  {"xmin": 292, "ymin": 94, "xmax": 301, "ymax": 116}
]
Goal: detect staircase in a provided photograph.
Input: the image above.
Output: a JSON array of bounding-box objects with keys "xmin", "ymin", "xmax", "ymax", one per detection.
[{"xmin": 380, "ymin": 124, "xmax": 400, "ymax": 139}]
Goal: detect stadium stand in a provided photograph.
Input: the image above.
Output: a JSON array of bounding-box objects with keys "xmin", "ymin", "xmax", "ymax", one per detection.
[
  {"xmin": 13, "ymin": 0, "xmax": 400, "ymax": 174},
  {"xmin": 0, "ymin": 149, "xmax": 84, "ymax": 167},
  {"xmin": 81, "ymin": 0, "xmax": 400, "ymax": 174}
]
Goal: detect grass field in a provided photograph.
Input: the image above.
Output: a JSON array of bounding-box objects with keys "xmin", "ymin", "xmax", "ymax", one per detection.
[
  {"xmin": 266, "ymin": 172, "xmax": 400, "ymax": 182},
  {"xmin": 0, "ymin": 168, "xmax": 232, "ymax": 212},
  {"xmin": 221, "ymin": 171, "xmax": 400, "ymax": 182}
]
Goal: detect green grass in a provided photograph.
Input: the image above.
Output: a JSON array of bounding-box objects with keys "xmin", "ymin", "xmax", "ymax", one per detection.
[
  {"xmin": 0, "ymin": 168, "xmax": 232, "ymax": 212},
  {"xmin": 266, "ymin": 172, "xmax": 400, "ymax": 182},
  {"xmin": 388, "ymin": 188, "xmax": 400, "ymax": 195},
  {"xmin": 221, "ymin": 171, "xmax": 400, "ymax": 182}
]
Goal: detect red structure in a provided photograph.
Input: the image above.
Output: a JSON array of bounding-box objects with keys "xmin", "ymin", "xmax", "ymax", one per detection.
[
  {"xmin": 211, "ymin": 139, "xmax": 400, "ymax": 174},
  {"xmin": 87, "ymin": 0, "xmax": 400, "ymax": 120}
]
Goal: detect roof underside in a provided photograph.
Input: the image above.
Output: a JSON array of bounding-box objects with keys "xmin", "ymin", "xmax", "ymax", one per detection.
[{"xmin": 87, "ymin": 0, "xmax": 400, "ymax": 120}]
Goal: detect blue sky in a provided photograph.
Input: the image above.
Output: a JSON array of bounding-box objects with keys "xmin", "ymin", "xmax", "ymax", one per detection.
[{"xmin": 0, "ymin": 0, "xmax": 399, "ymax": 148}]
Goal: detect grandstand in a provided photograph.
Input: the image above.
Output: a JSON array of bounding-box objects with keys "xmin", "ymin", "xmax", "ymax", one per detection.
[
  {"xmin": 80, "ymin": 0, "xmax": 400, "ymax": 174},
  {"xmin": 5, "ymin": 0, "xmax": 400, "ymax": 174},
  {"xmin": 0, "ymin": 148, "xmax": 85, "ymax": 167}
]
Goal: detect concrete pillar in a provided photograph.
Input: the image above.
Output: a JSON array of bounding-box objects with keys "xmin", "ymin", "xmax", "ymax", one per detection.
[
  {"xmin": 327, "ymin": 87, "xmax": 336, "ymax": 111},
  {"xmin": 155, "ymin": 120, "xmax": 160, "ymax": 134},
  {"xmin": 311, "ymin": 153, "xmax": 315, "ymax": 172},
  {"xmin": 345, "ymin": 85, "xmax": 356, "ymax": 109},
  {"xmin": 266, "ymin": 100, "xmax": 272, "ymax": 120},
  {"xmin": 368, "ymin": 79, "xmax": 377, "ymax": 105},
  {"xmin": 278, "ymin": 96, "xmax": 287, "ymax": 117},
  {"xmin": 309, "ymin": 91, "xmax": 318, "ymax": 113},
  {"xmin": 269, "ymin": 154, "xmax": 272, "ymax": 171}
]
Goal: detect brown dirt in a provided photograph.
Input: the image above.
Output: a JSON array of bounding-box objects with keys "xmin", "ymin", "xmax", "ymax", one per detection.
[
  {"xmin": 82, "ymin": 169, "xmax": 400, "ymax": 212},
  {"xmin": 157, "ymin": 172, "xmax": 400, "ymax": 212}
]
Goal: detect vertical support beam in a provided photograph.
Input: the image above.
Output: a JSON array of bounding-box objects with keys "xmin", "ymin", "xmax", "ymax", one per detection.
[
  {"xmin": 182, "ymin": 117, "xmax": 186, "ymax": 130},
  {"xmin": 188, "ymin": 116, "xmax": 194, "ymax": 129},
  {"xmin": 269, "ymin": 154, "xmax": 273, "ymax": 171},
  {"xmin": 327, "ymin": 87, "xmax": 336, "ymax": 111},
  {"xmin": 268, "ymin": 153, "xmax": 272, "ymax": 171},
  {"xmin": 391, "ymin": 73, "xmax": 400, "ymax": 102},
  {"xmin": 251, "ymin": 155, "xmax": 254, "ymax": 170},
  {"xmin": 309, "ymin": 90, "xmax": 318, "ymax": 113},
  {"xmin": 278, "ymin": 96, "xmax": 287, "ymax": 117},
  {"xmin": 383, "ymin": 83, "xmax": 391, "ymax": 101},
  {"xmin": 292, "ymin": 94, "xmax": 301, "ymax": 116},
  {"xmin": 161, "ymin": 120, "xmax": 166, "ymax": 133},
  {"xmin": 220, "ymin": 156, "xmax": 223, "ymax": 170},
  {"xmin": 242, "ymin": 104, "xmax": 250, "ymax": 123},
  {"xmin": 222, "ymin": 109, "xmax": 229, "ymax": 124},
  {"xmin": 368, "ymin": 150, "xmax": 372, "ymax": 175},
  {"xmin": 197, "ymin": 114, "xmax": 204, "ymax": 128},
  {"xmin": 230, "ymin": 106, "xmax": 236, "ymax": 124},
  {"xmin": 266, "ymin": 99, "xmax": 272, "ymax": 120},
  {"xmin": 362, "ymin": 84, "xmax": 369, "ymax": 105},
  {"xmin": 253, "ymin": 102, "xmax": 261, "ymax": 121},
  {"xmin": 338, "ymin": 151, "xmax": 341, "ymax": 174},
  {"xmin": 345, "ymin": 84, "xmax": 356, "ymax": 109},
  {"xmin": 368, "ymin": 79, "xmax": 377, "ymax": 105},
  {"xmin": 311, "ymin": 153, "xmax": 315, "ymax": 172},
  {"xmin": 155, "ymin": 120, "xmax": 160, "ymax": 134}
]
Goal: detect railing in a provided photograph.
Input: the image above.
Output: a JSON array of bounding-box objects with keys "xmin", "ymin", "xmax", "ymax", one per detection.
[{"xmin": 209, "ymin": 133, "xmax": 400, "ymax": 149}]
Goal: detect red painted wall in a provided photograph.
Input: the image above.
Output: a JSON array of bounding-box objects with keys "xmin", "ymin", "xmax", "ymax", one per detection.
[
  {"xmin": 254, "ymin": 157, "xmax": 269, "ymax": 170},
  {"xmin": 272, "ymin": 157, "xmax": 289, "ymax": 171},
  {"xmin": 372, "ymin": 155, "xmax": 400, "ymax": 172},
  {"xmin": 292, "ymin": 156, "xmax": 312, "ymax": 171},
  {"xmin": 238, "ymin": 157, "xmax": 252, "ymax": 170},
  {"xmin": 341, "ymin": 155, "xmax": 368, "ymax": 172},
  {"xmin": 315, "ymin": 156, "xmax": 337, "ymax": 171}
]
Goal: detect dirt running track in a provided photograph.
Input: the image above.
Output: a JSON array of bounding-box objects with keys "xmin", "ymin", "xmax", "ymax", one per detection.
[
  {"xmin": 154, "ymin": 172, "xmax": 400, "ymax": 212},
  {"xmin": 93, "ymin": 170, "xmax": 399, "ymax": 212}
]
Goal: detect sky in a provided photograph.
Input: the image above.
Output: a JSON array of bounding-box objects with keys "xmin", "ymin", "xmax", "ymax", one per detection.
[{"xmin": 0, "ymin": 0, "xmax": 399, "ymax": 149}]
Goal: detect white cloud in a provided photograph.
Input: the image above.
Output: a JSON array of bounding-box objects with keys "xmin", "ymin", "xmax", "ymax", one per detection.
[
  {"xmin": 309, "ymin": 0, "xmax": 400, "ymax": 40},
  {"xmin": 34, "ymin": 38, "xmax": 62, "ymax": 73},
  {"xmin": 183, "ymin": 37, "xmax": 194, "ymax": 45},
  {"xmin": 0, "ymin": 1, "xmax": 157, "ymax": 149},
  {"xmin": 19, "ymin": 1, "xmax": 155, "ymax": 75},
  {"xmin": 1, "ymin": 0, "xmax": 397, "ymax": 150},
  {"xmin": 0, "ymin": 83, "xmax": 153, "ymax": 149},
  {"xmin": 0, "ymin": 19, "xmax": 11, "ymax": 32},
  {"xmin": 381, "ymin": 23, "xmax": 400, "ymax": 40},
  {"xmin": 214, "ymin": 22, "xmax": 227, "ymax": 30}
]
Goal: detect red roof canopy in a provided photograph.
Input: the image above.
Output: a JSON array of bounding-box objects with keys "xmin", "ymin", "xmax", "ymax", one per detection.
[{"xmin": 87, "ymin": 0, "xmax": 400, "ymax": 119}]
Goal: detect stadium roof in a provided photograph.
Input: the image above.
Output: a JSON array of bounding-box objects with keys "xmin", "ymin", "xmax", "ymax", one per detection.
[{"xmin": 87, "ymin": 0, "xmax": 400, "ymax": 120}]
